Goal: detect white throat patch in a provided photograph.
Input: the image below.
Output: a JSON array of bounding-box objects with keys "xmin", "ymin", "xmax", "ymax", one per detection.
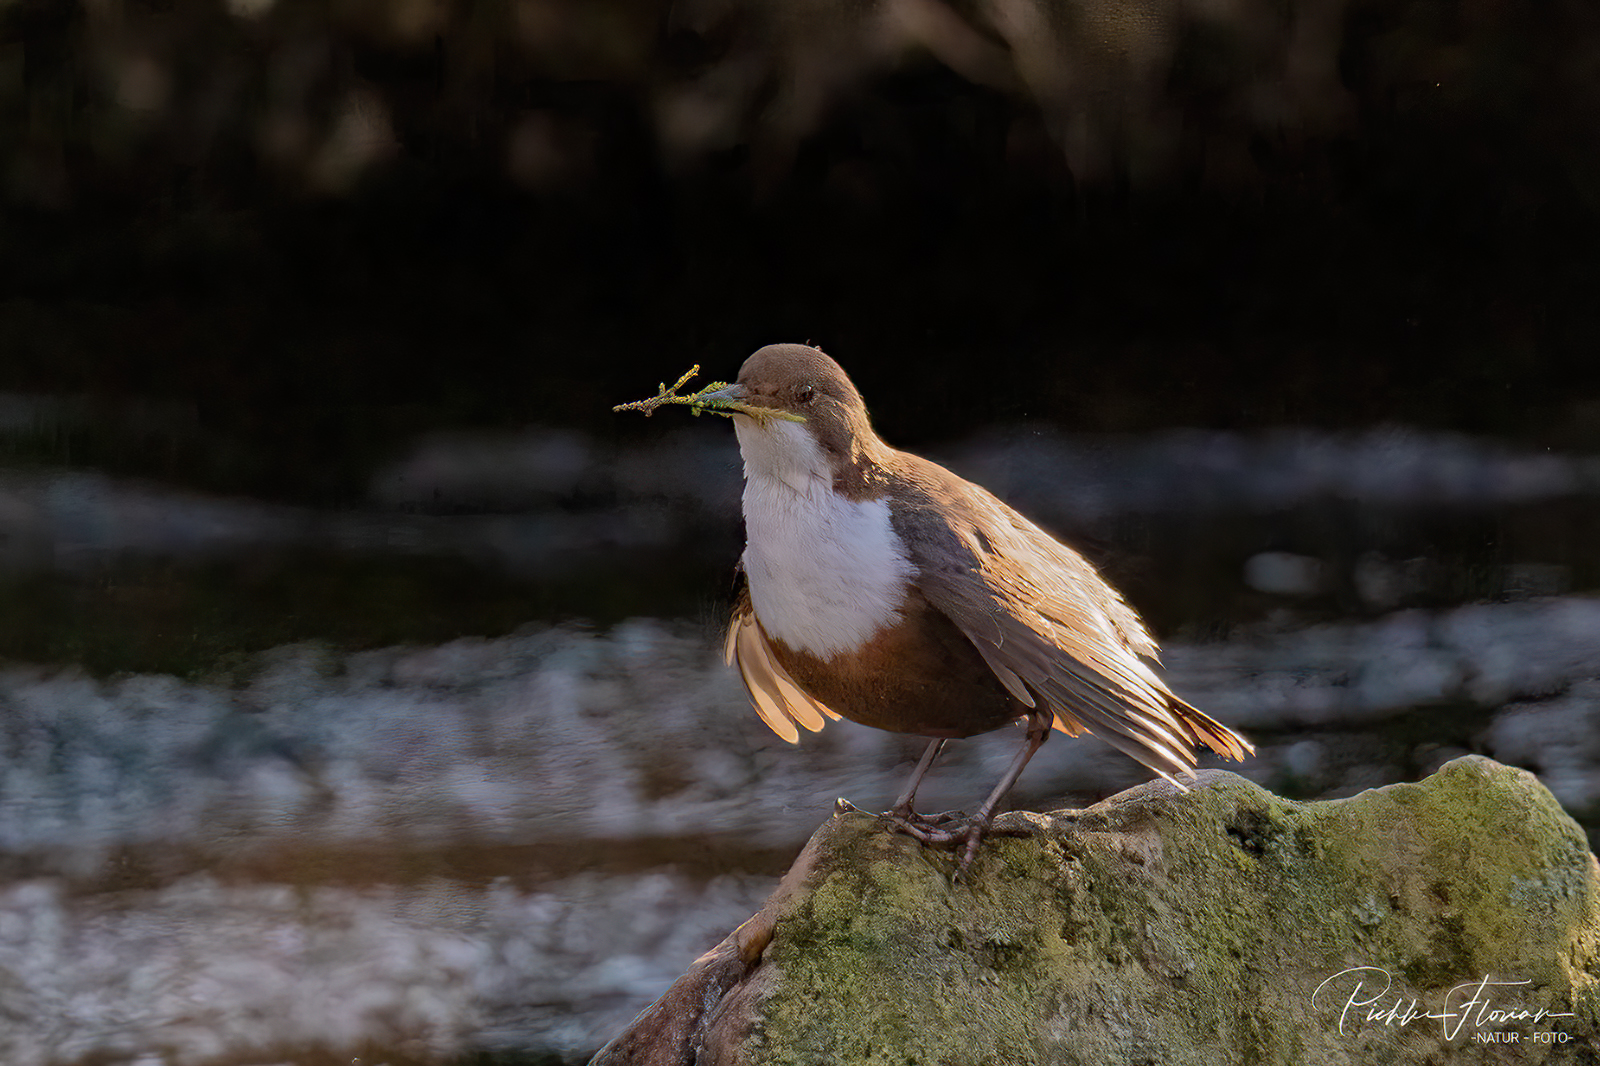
[{"xmin": 733, "ymin": 417, "xmax": 913, "ymax": 659}]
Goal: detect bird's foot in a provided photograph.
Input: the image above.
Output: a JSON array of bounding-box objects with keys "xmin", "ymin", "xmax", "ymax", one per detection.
[
  {"xmin": 885, "ymin": 806, "xmax": 964, "ymax": 829},
  {"xmin": 883, "ymin": 814, "xmax": 968, "ymax": 846},
  {"xmin": 883, "ymin": 812, "xmax": 1034, "ymax": 879}
]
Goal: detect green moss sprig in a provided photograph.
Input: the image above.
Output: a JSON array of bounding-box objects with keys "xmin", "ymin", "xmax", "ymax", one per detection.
[{"xmin": 612, "ymin": 365, "xmax": 805, "ymax": 424}]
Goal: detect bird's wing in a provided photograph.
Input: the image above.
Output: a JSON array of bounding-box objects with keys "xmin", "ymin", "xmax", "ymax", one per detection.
[
  {"xmin": 889, "ymin": 457, "xmax": 1252, "ymax": 779},
  {"xmin": 726, "ymin": 585, "xmax": 840, "ymax": 743}
]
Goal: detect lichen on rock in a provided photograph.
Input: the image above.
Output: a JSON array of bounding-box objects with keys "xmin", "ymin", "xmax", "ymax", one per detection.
[{"xmin": 593, "ymin": 756, "xmax": 1600, "ymax": 1065}]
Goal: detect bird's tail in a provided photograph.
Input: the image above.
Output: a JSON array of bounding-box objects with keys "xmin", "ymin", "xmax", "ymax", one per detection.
[{"xmin": 1170, "ymin": 696, "xmax": 1254, "ymax": 762}]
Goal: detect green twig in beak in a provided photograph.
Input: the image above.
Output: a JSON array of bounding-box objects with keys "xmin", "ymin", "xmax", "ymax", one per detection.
[{"xmin": 612, "ymin": 365, "xmax": 805, "ymax": 423}]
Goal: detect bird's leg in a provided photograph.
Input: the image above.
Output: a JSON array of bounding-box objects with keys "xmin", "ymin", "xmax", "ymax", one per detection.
[
  {"xmin": 888, "ymin": 710, "xmax": 1054, "ymax": 878},
  {"xmin": 886, "ymin": 738, "xmax": 958, "ymax": 826},
  {"xmin": 950, "ymin": 710, "xmax": 1053, "ymax": 875}
]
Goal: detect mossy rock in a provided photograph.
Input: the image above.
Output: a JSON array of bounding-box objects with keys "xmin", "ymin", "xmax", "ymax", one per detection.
[{"xmin": 593, "ymin": 756, "xmax": 1600, "ymax": 1065}]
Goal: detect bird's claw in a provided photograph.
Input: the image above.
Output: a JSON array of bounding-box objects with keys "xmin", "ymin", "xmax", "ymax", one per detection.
[
  {"xmin": 883, "ymin": 813, "xmax": 1037, "ymax": 879},
  {"xmin": 884, "ymin": 814, "xmax": 958, "ymax": 843},
  {"xmin": 885, "ymin": 807, "xmax": 963, "ymax": 828}
]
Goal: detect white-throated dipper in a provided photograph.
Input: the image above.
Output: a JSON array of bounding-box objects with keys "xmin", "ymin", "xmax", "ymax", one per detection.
[{"xmin": 704, "ymin": 343, "xmax": 1252, "ymax": 873}]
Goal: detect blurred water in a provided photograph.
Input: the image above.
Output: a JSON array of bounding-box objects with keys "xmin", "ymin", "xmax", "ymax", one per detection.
[
  {"xmin": 1, "ymin": 424, "xmax": 1598, "ymax": 1063},
  {"xmin": 1, "ymin": 421, "xmax": 1594, "ymax": 577}
]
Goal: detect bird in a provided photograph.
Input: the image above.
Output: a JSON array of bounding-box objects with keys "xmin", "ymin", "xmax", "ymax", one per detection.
[{"xmin": 702, "ymin": 343, "xmax": 1252, "ymax": 874}]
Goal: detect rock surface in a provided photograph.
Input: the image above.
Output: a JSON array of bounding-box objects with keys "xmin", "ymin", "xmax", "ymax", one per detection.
[{"xmin": 592, "ymin": 756, "xmax": 1600, "ymax": 1065}]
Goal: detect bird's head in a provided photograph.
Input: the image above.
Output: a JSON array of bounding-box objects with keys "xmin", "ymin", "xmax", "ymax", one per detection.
[{"xmin": 703, "ymin": 344, "xmax": 883, "ymax": 493}]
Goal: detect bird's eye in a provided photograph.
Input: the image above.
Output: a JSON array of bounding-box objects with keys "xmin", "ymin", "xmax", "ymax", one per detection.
[{"xmin": 797, "ymin": 384, "xmax": 816, "ymax": 404}]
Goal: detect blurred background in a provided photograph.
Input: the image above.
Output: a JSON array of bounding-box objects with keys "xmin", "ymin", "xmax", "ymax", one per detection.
[{"xmin": 1, "ymin": 0, "xmax": 1599, "ymax": 1062}]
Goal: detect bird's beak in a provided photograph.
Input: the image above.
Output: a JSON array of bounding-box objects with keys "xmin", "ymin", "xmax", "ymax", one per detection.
[
  {"xmin": 698, "ymin": 383, "xmax": 748, "ymax": 405},
  {"xmin": 694, "ymin": 381, "xmax": 804, "ymax": 425}
]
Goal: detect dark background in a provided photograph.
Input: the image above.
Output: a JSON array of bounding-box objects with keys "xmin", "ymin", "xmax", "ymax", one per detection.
[
  {"xmin": 3, "ymin": 0, "xmax": 1600, "ymax": 1062},
  {"xmin": 6, "ymin": 0, "xmax": 1599, "ymax": 481},
  {"xmin": 3, "ymin": 0, "xmax": 1598, "ymax": 672}
]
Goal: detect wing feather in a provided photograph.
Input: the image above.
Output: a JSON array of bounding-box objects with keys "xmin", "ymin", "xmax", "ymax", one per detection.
[
  {"xmin": 727, "ymin": 588, "xmax": 839, "ymax": 742},
  {"xmin": 889, "ymin": 455, "xmax": 1253, "ymax": 778}
]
